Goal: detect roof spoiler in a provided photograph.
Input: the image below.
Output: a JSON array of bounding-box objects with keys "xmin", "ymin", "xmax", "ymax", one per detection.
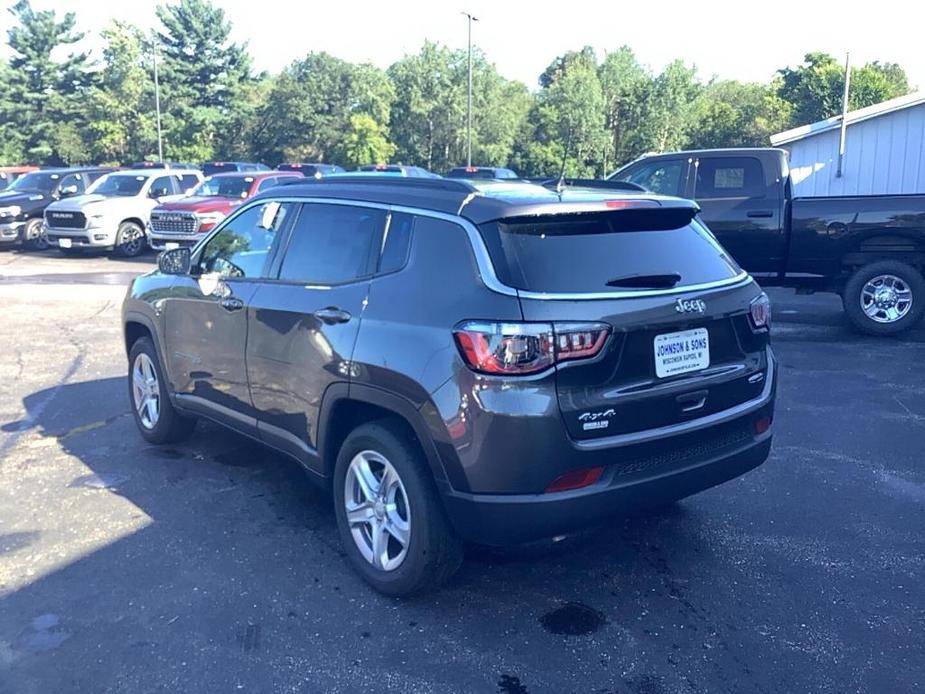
[{"xmin": 530, "ymin": 178, "xmax": 648, "ymax": 193}]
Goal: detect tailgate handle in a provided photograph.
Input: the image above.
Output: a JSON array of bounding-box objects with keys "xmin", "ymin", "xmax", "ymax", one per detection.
[
  {"xmin": 746, "ymin": 210, "xmax": 774, "ymax": 219},
  {"xmin": 676, "ymin": 390, "xmax": 708, "ymax": 412}
]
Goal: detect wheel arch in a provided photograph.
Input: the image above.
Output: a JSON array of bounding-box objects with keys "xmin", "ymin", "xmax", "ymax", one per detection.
[
  {"xmin": 119, "ymin": 217, "xmax": 146, "ymax": 231},
  {"xmin": 841, "ymin": 231, "xmax": 925, "ymax": 274},
  {"xmin": 318, "ymin": 383, "xmax": 451, "ymax": 490}
]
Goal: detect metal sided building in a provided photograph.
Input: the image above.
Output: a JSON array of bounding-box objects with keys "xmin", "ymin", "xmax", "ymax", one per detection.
[{"xmin": 770, "ymin": 91, "xmax": 925, "ymax": 197}]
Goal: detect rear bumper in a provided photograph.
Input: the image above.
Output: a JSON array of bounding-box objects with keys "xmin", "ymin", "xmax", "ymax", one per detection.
[
  {"xmin": 443, "ymin": 434, "xmax": 772, "ymax": 545},
  {"xmin": 436, "ymin": 348, "xmax": 777, "ymax": 545}
]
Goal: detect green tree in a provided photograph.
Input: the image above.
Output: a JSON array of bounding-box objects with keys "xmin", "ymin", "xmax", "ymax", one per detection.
[
  {"xmin": 5, "ymin": 0, "xmax": 92, "ymax": 163},
  {"xmin": 686, "ymin": 79, "xmax": 793, "ymax": 149},
  {"xmin": 512, "ymin": 47, "xmax": 607, "ymax": 177},
  {"xmin": 598, "ymin": 47, "xmax": 654, "ymax": 171},
  {"xmin": 155, "ymin": 0, "xmax": 250, "ymax": 110},
  {"xmin": 645, "ymin": 60, "xmax": 701, "ymax": 153},
  {"xmin": 85, "ymin": 20, "xmax": 158, "ymax": 164},
  {"xmin": 778, "ymin": 53, "xmax": 910, "ymax": 125},
  {"xmin": 0, "ymin": 59, "xmax": 26, "ymax": 164},
  {"xmin": 252, "ymin": 53, "xmax": 394, "ymax": 165},
  {"xmin": 336, "ymin": 113, "xmax": 396, "ymax": 168},
  {"xmin": 155, "ymin": 0, "xmax": 252, "ymax": 161},
  {"xmin": 388, "ymin": 42, "xmax": 465, "ymax": 171}
]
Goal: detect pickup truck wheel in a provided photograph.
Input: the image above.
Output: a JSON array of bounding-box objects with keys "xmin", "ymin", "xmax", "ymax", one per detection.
[
  {"xmin": 115, "ymin": 221, "xmax": 146, "ymax": 258},
  {"xmin": 22, "ymin": 218, "xmax": 49, "ymax": 251},
  {"xmin": 333, "ymin": 421, "xmax": 463, "ymax": 596},
  {"xmin": 127, "ymin": 337, "xmax": 196, "ymax": 444},
  {"xmin": 844, "ymin": 261, "xmax": 925, "ymax": 335}
]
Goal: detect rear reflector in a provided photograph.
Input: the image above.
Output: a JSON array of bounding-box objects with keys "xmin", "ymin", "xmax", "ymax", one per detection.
[
  {"xmin": 755, "ymin": 416, "xmax": 772, "ymax": 434},
  {"xmin": 546, "ymin": 466, "xmax": 604, "ymax": 493}
]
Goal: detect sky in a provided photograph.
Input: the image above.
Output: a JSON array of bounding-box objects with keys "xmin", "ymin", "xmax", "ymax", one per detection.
[{"xmin": 2, "ymin": 0, "xmax": 923, "ymax": 91}]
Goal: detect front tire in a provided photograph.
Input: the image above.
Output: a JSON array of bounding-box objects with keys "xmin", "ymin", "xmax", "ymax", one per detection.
[
  {"xmin": 333, "ymin": 421, "xmax": 463, "ymax": 596},
  {"xmin": 128, "ymin": 337, "xmax": 196, "ymax": 444},
  {"xmin": 22, "ymin": 218, "xmax": 48, "ymax": 251},
  {"xmin": 843, "ymin": 261, "xmax": 925, "ymax": 335},
  {"xmin": 114, "ymin": 221, "xmax": 146, "ymax": 258}
]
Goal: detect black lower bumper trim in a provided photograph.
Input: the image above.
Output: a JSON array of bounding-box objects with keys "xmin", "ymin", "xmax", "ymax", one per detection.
[{"xmin": 441, "ymin": 437, "xmax": 771, "ymax": 545}]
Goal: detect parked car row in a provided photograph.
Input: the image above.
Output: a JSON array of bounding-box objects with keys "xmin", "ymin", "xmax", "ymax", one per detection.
[{"xmin": 0, "ymin": 160, "xmax": 523, "ymax": 257}]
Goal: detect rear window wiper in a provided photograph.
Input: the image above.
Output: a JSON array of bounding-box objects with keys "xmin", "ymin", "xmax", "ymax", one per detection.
[{"xmin": 605, "ymin": 273, "xmax": 682, "ymax": 289}]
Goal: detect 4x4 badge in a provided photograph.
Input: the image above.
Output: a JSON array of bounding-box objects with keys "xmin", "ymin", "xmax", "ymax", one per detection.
[{"xmin": 676, "ymin": 298, "xmax": 706, "ymax": 314}]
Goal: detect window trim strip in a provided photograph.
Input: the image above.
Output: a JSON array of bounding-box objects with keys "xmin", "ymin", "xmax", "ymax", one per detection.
[{"xmin": 193, "ymin": 196, "xmax": 752, "ymax": 300}]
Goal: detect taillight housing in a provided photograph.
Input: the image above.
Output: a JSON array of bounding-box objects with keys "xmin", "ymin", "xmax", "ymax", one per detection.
[
  {"xmin": 453, "ymin": 321, "xmax": 610, "ymax": 376},
  {"xmin": 749, "ymin": 293, "xmax": 771, "ymax": 330}
]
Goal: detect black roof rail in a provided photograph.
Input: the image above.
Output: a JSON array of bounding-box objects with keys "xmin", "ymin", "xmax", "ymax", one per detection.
[
  {"xmin": 280, "ymin": 175, "xmax": 478, "ymax": 194},
  {"xmin": 532, "ymin": 177, "xmax": 648, "ymax": 193}
]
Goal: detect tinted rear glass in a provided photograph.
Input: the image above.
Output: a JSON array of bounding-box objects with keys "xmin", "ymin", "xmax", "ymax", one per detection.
[
  {"xmin": 447, "ymin": 168, "xmax": 497, "ymax": 179},
  {"xmin": 478, "ymin": 211, "xmax": 741, "ymax": 293},
  {"xmin": 203, "ymin": 163, "xmax": 238, "ymax": 176}
]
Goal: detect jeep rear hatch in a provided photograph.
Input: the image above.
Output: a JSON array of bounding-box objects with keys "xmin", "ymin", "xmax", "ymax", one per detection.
[{"xmin": 476, "ymin": 208, "xmax": 769, "ymax": 442}]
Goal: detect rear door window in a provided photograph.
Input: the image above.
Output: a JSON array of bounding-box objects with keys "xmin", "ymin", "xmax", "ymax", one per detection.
[
  {"xmin": 695, "ymin": 157, "xmax": 765, "ymax": 199},
  {"xmin": 478, "ymin": 210, "xmax": 741, "ymax": 294},
  {"xmin": 277, "ymin": 203, "xmax": 386, "ymax": 285},
  {"xmin": 614, "ymin": 159, "xmax": 685, "ymax": 196}
]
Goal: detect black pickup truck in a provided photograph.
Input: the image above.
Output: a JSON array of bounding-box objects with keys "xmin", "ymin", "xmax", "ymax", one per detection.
[{"xmin": 610, "ymin": 148, "xmax": 925, "ymax": 335}]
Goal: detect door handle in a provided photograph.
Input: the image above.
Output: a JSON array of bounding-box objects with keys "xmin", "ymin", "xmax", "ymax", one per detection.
[
  {"xmin": 313, "ymin": 307, "xmax": 352, "ymax": 325},
  {"xmin": 220, "ymin": 297, "xmax": 244, "ymax": 312},
  {"xmin": 746, "ymin": 210, "xmax": 774, "ymax": 218}
]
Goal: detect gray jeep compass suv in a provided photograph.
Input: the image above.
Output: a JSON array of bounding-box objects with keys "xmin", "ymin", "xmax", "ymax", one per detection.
[{"xmin": 122, "ymin": 177, "xmax": 776, "ymax": 595}]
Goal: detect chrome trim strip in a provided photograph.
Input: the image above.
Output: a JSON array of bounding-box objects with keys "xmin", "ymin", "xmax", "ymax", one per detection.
[
  {"xmin": 193, "ymin": 195, "xmax": 754, "ymax": 301},
  {"xmin": 516, "ymin": 272, "xmax": 752, "ymax": 301},
  {"xmin": 575, "ymin": 348, "xmax": 775, "ymax": 451}
]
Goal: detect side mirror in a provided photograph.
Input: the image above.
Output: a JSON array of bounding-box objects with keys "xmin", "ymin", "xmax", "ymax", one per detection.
[
  {"xmin": 157, "ymin": 247, "xmax": 191, "ymax": 275},
  {"xmin": 59, "ymin": 184, "xmax": 79, "ymax": 198}
]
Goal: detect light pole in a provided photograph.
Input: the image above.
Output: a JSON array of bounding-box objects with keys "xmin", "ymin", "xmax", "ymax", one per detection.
[
  {"xmin": 152, "ymin": 33, "xmax": 164, "ymax": 163},
  {"xmin": 461, "ymin": 11, "xmax": 478, "ymax": 167}
]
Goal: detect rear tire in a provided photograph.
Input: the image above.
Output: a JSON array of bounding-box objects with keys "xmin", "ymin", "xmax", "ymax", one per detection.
[
  {"xmin": 128, "ymin": 337, "xmax": 196, "ymax": 444},
  {"xmin": 843, "ymin": 261, "xmax": 925, "ymax": 335},
  {"xmin": 114, "ymin": 221, "xmax": 146, "ymax": 258},
  {"xmin": 333, "ymin": 420, "xmax": 463, "ymax": 596},
  {"xmin": 22, "ymin": 218, "xmax": 48, "ymax": 251}
]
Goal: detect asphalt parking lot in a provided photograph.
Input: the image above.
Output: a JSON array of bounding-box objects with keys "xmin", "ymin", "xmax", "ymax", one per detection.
[{"xmin": 1, "ymin": 248, "xmax": 923, "ymax": 694}]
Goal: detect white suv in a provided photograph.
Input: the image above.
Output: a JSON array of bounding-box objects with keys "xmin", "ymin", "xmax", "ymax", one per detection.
[{"xmin": 44, "ymin": 169, "xmax": 203, "ymax": 257}]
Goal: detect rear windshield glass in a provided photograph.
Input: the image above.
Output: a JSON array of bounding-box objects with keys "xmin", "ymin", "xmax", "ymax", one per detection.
[
  {"xmin": 478, "ymin": 211, "xmax": 741, "ymax": 293},
  {"xmin": 203, "ymin": 163, "xmax": 237, "ymax": 176},
  {"xmin": 194, "ymin": 176, "xmax": 251, "ymax": 198}
]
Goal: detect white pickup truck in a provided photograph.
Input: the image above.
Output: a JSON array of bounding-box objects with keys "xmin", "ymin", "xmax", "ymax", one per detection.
[{"xmin": 44, "ymin": 169, "xmax": 203, "ymax": 257}]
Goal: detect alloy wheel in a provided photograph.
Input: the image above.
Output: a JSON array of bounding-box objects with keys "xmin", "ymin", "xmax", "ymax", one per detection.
[
  {"xmin": 132, "ymin": 353, "xmax": 160, "ymax": 429},
  {"xmin": 344, "ymin": 450, "xmax": 411, "ymax": 572}
]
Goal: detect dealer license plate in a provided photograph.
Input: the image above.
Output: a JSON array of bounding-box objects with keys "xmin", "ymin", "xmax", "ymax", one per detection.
[{"xmin": 654, "ymin": 328, "xmax": 710, "ymax": 378}]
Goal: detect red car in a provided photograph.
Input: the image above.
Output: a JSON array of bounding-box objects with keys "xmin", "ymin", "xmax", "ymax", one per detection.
[{"xmin": 148, "ymin": 171, "xmax": 302, "ymax": 250}]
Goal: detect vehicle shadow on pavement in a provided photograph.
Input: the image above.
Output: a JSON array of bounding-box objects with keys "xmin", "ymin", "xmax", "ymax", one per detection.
[{"xmin": 3, "ymin": 373, "xmax": 922, "ymax": 692}]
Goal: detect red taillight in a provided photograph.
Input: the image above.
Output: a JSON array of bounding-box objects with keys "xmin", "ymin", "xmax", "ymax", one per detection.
[
  {"xmin": 545, "ymin": 466, "xmax": 604, "ymax": 493},
  {"xmin": 755, "ymin": 416, "xmax": 772, "ymax": 434},
  {"xmin": 749, "ymin": 292, "xmax": 771, "ymax": 330},
  {"xmin": 453, "ymin": 322, "xmax": 610, "ymax": 376}
]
